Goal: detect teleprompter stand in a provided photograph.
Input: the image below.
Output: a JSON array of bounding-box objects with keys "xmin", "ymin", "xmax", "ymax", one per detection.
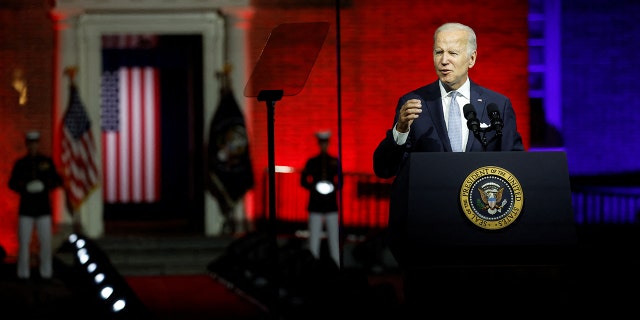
[{"xmin": 244, "ymin": 22, "xmax": 330, "ymax": 318}]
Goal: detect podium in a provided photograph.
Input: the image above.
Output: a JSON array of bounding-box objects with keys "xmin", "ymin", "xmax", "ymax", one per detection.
[
  {"xmin": 398, "ymin": 151, "xmax": 577, "ymax": 267},
  {"xmin": 397, "ymin": 152, "xmax": 579, "ymax": 310}
]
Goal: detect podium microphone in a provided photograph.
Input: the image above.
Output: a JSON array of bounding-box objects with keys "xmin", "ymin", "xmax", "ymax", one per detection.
[
  {"xmin": 464, "ymin": 103, "xmax": 486, "ymax": 149},
  {"xmin": 463, "ymin": 103, "xmax": 480, "ymax": 135},
  {"xmin": 487, "ymin": 103, "xmax": 503, "ymax": 136}
]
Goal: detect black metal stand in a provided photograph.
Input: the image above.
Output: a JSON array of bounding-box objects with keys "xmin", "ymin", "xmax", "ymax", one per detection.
[
  {"xmin": 244, "ymin": 22, "xmax": 329, "ymax": 319},
  {"xmin": 257, "ymin": 89, "xmax": 283, "ymax": 319},
  {"xmin": 258, "ymin": 89, "xmax": 284, "ymax": 232},
  {"xmin": 475, "ymin": 126, "xmax": 502, "ymax": 151}
]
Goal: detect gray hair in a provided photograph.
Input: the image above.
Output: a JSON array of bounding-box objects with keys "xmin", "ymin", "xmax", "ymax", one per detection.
[{"xmin": 434, "ymin": 22, "xmax": 477, "ymax": 56}]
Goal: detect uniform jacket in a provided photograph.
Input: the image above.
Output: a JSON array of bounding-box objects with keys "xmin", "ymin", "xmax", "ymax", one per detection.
[
  {"xmin": 9, "ymin": 154, "xmax": 63, "ymax": 217},
  {"xmin": 300, "ymin": 153, "xmax": 340, "ymax": 213}
]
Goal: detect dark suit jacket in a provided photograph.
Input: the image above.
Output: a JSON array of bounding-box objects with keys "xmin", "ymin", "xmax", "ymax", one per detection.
[{"xmin": 372, "ymin": 79, "xmax": 524, "ymax": 266}]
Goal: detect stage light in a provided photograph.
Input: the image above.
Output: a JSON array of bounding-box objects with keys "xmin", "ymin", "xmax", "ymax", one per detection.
[
  {"xmin": 66, "ymin": 232, "xmax": 148, "ymax": 317},
  {"xmin": 100, "ymin": 286, "xmax": 114, "ymax": 300},
  {"xmin": 112, "ymin": 299, "xmax": 127, "ymax": 312},
  {"xmin": 276, "ymin": 165, "xmax": 295, "ymax": 173},
  {"xmin": 94, "ymin": 273, "xmax": 105, "ymax": 284},
  {"xmin": 75, "ymin": 238, "xmax": 86, "ymax": 249},
  {"xmin": 77, "ymin": 248, "xmax": 89, "ymax": 264}
]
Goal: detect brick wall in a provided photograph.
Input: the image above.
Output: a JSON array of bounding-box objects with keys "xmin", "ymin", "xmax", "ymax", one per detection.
[{"xmin": 0, "ymin": 0, "xmax": 55, "ymax": 255}]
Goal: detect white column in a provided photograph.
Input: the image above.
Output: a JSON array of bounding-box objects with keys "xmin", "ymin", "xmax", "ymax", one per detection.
[{"xmin": 50, "ymin": 8, "xmax": 105, "ymax": 238}]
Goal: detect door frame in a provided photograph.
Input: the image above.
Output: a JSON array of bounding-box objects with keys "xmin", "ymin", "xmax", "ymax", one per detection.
[{"xmin": 65, "ymin": 12, "xmax": 224, "ymax": 237}]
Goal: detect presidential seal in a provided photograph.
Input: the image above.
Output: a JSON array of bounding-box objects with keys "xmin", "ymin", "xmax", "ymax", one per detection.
[{"xmin": 459, "ymin": 166, "xmax": 524, "ymax": 230}]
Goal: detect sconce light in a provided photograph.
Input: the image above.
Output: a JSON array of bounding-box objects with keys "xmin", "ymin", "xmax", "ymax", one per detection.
[{"xmin": 12, "ymin": 68, "xmax": 28, "ymax": 106}]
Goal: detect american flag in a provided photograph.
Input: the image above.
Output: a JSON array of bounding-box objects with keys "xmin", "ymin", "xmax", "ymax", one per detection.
[
  {"xmin": 101, "ymin": 66, "xmax": 161, "ymax": 203},
  {"xmin": 61, "ymin": 84, "xmax": 99, "ymax": 210}
]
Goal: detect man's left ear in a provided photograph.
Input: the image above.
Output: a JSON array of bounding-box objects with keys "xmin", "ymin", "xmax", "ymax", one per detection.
[{"xmin": 469, "ymin": 52, "xmax": 477, "ymax": 68}]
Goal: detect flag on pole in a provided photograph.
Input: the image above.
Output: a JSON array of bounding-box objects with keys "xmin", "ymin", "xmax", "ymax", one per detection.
[
  {"xmin": 60, "ymin": 83, "xmax": 99, "ymax": 211},
  {"xmin": 208, "ymin": 71, "xmax": 254, "ymax": 215}
]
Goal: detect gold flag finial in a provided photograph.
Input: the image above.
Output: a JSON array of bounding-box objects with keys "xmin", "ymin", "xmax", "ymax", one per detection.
[
  {"xmin": 64, "ymin": 66, "xmax": 78, "ymax": 84},
  {"xmin": 216, "ymin": 63, "xmax": 233, "ymax": 91}
]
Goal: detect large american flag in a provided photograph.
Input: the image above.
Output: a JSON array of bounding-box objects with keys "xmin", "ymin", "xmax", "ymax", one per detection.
[
  {"xmin": 101, "ymin": 66, "xmax": 161, "ymax": 203},
  {"xmin": 61, "ymin": 84, "xmax": 99, "ymax": 210}
]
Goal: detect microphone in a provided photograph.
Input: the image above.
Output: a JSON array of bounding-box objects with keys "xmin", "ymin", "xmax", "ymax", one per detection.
[
  {"xmin": 487, "ymin": 103, "xmax": 503, "ymax": 135},
  {"xmin": 463, "ymin": 104, "xmax": 480, "ymax": 135}
]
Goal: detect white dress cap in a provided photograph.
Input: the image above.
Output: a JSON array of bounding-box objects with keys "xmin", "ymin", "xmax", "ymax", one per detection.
[
  {"xmin": 315, "ymin": 130, "xmax": 331, "ymax": 140},
  {"xmin": 26, "ymin": 130, "xmax": 40, "ymax": 141}
]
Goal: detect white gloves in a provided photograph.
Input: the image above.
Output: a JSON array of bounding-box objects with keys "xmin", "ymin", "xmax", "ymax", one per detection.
[
  {"xmin": 315, "ymin": 180, "xmax": 335, "ymax": 195},
  {"xmin": 26, "ymin": 180, "xmax": 45, "ymax": 193}
]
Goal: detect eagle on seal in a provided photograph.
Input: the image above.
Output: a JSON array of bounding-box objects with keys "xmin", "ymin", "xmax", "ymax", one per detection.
[{"xmin": 479, "ymin": 186, "xmax": 505, "ymax": 215}]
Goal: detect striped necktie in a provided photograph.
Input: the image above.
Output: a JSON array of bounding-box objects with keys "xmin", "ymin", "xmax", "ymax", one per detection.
[{"xmin": 447, "ymin": 91, "xmax": 462, "ymax": 152}]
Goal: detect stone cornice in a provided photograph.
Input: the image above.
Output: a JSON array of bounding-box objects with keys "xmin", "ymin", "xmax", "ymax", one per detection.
[{"xmin": 53, "ymin": 0, "xmax": 250, "ymax": 12}]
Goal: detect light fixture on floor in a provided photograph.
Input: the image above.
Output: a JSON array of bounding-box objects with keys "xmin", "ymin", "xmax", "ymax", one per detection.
[{"xmin": 65, "ymin": 232, "xmax": 151, "ymax": 318}]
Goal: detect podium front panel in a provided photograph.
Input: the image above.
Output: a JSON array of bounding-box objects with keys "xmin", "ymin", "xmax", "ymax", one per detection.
[{"xmin": 405, "ymin": 151, "xmax": 577, "ymax": 265}]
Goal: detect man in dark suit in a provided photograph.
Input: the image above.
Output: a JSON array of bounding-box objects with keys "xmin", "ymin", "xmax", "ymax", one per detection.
[{"xmin": 372, "ymin": 22, "xmax": 524, "ymax": 313}]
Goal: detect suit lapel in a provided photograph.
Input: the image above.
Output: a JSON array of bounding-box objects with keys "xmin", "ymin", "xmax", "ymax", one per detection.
[{"xmin": 421, "ymin": 82, "xmax": 450, "ymax": 150}]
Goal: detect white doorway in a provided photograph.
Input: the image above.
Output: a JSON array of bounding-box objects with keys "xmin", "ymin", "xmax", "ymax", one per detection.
[{"xmin": 64, "ymin": 12, "xmax": 225, "ymax": 237}]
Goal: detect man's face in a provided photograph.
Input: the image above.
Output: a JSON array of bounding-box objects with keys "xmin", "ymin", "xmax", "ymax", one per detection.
[
  {"xmin": 433, "ymin": 29, "xmax": 476, "ymax": 90},
  {"xmin": 27, "ymin": 140, "xmax": 39, "ymax": 155}
]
